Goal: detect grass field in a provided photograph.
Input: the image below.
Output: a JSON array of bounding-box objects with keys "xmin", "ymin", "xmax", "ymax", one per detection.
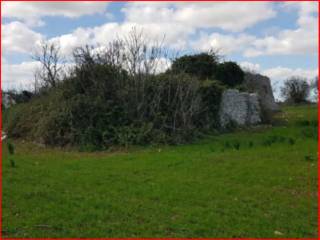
[{"xmin": 2, "ymin": 105, "xmax": 318, "ymax": 238}]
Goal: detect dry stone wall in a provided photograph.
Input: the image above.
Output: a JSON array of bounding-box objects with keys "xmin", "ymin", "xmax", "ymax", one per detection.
[
  {"xmin": 219, "ymin": 89, "xmax": 261, "ymax": 128},
  {"xmin": 244, "ymin": 72, "xmax": 279, "ymax": 112}
]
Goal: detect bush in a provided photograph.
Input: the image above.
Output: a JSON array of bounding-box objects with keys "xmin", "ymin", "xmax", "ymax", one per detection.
[
  {"xmin": 215, "ymin": 61, "xmax": 244, "ymax": 87},
  {"xmin": 281, "ymin": 77, "xmax": 310, "ymax": 104},
  {"xmin": 7, "ymin": 141, "xmax": 16, "ymax": 167},
  {"xmin": 171, "ymin": 53, "xmax": 219, "ymax": 79},
  {"xmin": 197, "ymin": 80, "xmax": 225, "ymax": 129}
]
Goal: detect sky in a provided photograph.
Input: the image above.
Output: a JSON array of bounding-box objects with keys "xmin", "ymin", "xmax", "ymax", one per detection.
[{"xmin": 1, "ymin": 1, "xmax": 318, "ymax": 100}]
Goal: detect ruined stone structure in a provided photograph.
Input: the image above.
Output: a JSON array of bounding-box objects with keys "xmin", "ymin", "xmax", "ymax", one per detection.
[
  {"xmin": 218, "ymin": 72, "xmax": 280, "ymax": 128},
  {"xmin": 244, "ymin": 72, "xmax": 279, "ymax": 112},
  {"xmin": 219, "ymin": 89, "xmax": 261, "ymax": 128}
]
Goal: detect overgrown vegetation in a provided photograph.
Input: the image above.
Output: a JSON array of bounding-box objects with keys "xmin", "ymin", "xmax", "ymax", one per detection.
[
  {"xmin": 4, "ymin": 30, "xmax": 243, "ymax": 149},
  {"xmin": 170, "ymin": 52, "xmax": 244, "ymax": 87}
]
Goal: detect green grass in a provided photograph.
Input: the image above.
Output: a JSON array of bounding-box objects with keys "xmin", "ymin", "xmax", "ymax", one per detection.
[{"xmin": 2, "ymin": 105, "xmax": 318, "ymax": 238}]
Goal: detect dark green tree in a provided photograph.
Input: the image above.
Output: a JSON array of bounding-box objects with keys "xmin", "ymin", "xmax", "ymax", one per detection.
[
  {"xmin": 171, "ymin": 53, "xmax": 219, "ymax": 80},
  {"xmin": 215, "ymin": 61, "xmax": 244, "ymax": 87}
]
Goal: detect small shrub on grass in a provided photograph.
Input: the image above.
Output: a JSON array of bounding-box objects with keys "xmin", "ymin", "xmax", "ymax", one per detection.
[
  {"xmin": 310, "ymin": 120, "xmax": 318, "ymax": 127},
  {"xmin": 7, "ymin": 141, "xmax": 16, "ymax": 168},
  {"xmin": 248, "ymin": 141, "xmax": 254, "ymax": 148},
  {"xmin": 262, "ymin": 135, "xmax": 286, "ymax": 146},
  {"xmin": 304, "ymin": 155, "xmax": 315, "ymax": 162},
  {"xmin": 296, "ymin": 120, "xmax": 310, "ymax": 127},
  {"xmin": 224, "ymin": 141, "xmax": 231, "ymax": 149},
  {"xmin": 7, "ymin": 141, "xmax": 15, "ymax": 155},
  {"xmin": 277, "ymin": 136, "xmax": 287, "ymax": 143},
  {"xmin": 233, "ymin": 141, "xmax": 240, "ymax": 150},
  {"xmin": 262, "ymin": 139, "xmax": 272, "ymax": 147},
  {"xmin": 301, "ymin": 128, "xmax": 317, "ymax": 139},
  {"xmin": 288, "ymin": 138, "xmax": 296, "ymax": 145}
]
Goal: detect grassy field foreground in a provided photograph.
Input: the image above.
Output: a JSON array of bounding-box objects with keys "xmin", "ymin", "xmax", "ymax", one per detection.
[{"xmin": 2, "ymin": 105, "xmax": 318, "ymax": 238}]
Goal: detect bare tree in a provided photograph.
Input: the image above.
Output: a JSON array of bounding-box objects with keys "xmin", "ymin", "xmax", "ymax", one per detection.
[{"xmin": 32, "ymin": 41, "xmax": 64, "ymax": 89}]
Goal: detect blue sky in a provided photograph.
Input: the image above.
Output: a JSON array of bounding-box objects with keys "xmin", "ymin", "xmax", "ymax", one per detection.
[{"xmin": 2, "ymin": 1, "xmax": 318, "ymax": 99}]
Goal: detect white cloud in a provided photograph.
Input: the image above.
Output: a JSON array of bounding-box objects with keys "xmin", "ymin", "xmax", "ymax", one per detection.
[
  {"xmin": 155, "ymin": 57, "xmax": 172, "ymax": 74},
  {"xmin": 262, "ymin": 67, "xmax": 318, "ymax": 82},
  {"xmin": 2, "ymin": 61, "xmax": 40, "ymax": 90},
  {"xmin": 190, "ymin": 2, "xmax": 318, "ymax": 58},
  {"xmin": 245, "ymin": 2, "xmax": 318, "ymax": 57},
  {"xmin": 49, "ymin": 27, "xmax": 94, "ymax": 56},
  {"xmin": 191, "ymin": 33, "xmax": 255, "ymax": 55},
  {"xmin": 2, "ymin": 61, "xmax": 75, "ymax": 90},
  {"xmin": 123, "ymin": 2, "xmax": 276, "ymax": 32},
  {"xmin": 2, "ymin": 2, "xmax": 110, "ymax": 26},
  {"xmin": 2, "ymin": 21, "xmax": 43, "ymax": 54},
  {"xmin": 239, "ymin": 61, "xmax": 261, "ymax": 72},
  {"xmin": 49, "ymin": 21, "xmax": 194, "ymax": 57},
  {"xmin": 118, "ymin": 2, "xmax": 276, "ymax": 52},
  {"xmin": 4, "ymin": 2, "xmax": 315, "ymax": 60}
]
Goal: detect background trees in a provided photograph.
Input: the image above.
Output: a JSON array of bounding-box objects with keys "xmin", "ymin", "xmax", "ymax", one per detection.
[
  {"xmin": 281, "ymin": 77, "xmax": 310, "ymax": 104},
  {"xmin": 32, "ymin": 41, "xmax": 64, "ymax": 90}
]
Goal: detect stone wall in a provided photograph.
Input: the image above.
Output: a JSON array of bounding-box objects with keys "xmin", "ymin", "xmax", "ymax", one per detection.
[
  {"xmin": 219, "ymin": 89, "xmax": 261, "ymax": 128},
  {"xmin": 244, "ymin": 72, "xmax": 279, "ymax": 112}
]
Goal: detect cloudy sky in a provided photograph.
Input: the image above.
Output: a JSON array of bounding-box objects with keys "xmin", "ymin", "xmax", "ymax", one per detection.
[{"xmin": 2, "ymin": 1, "xmax": 318, "ymax": 99}]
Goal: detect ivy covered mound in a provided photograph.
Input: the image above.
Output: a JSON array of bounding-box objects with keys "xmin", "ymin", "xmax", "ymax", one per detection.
[{"xmin": 5, "ymin": 46, "xmax": 252, "ymax": 150}]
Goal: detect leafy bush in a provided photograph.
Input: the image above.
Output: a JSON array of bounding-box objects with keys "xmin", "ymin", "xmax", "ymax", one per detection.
[
  {"xmin": 171, "ymin": 53, "xmax": 219, "ymax": 79},
  {"xmin": 197, "ymin": 80, "xmax": 225, "ymax": 129},
  {"xmin": 7, "ymin": 141, "xmax": 15, "ymax": 167},
  {"xmin": 233, "ymin": 140, "xmax": 240, "ymax": 150},
  {"xmin": 215, "ymin": 61, "xmax": 244, "ymax": 87},
  {"xmin": 288, "ymin": 138, "xmax": 296, "ymax": 145}
]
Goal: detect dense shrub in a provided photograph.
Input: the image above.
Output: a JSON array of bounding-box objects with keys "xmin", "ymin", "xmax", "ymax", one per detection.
[
  {"xmin": 197, "ymin": 80, "xmax": 225, "ymax": 129},
  {"xmin": 215, "ymin": 61, "xmax": 244, "ymax": 87},
  {"xmin": 171, "ymin": 55, "xmax": 244, "ymax": 88},
  {"xmin": 171, "ymin": 53, "xmax": 219, "ymax": 79}
]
